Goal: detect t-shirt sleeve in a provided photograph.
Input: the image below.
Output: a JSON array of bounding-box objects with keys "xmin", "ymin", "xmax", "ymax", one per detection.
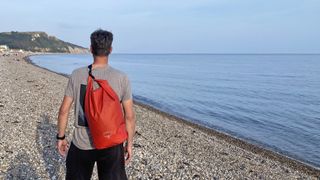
[
  {"xmin": 64, "ymin": 75, "xmax": 74, "ymax": 98},
  {"xmin": 121, "ymin": 75, "xmax": 132, "ymax": 102}
]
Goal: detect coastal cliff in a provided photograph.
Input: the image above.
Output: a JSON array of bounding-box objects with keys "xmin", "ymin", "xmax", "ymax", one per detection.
[{"xmin": 0, "ymin": 31, "xmax": 88, "ymax": 53}]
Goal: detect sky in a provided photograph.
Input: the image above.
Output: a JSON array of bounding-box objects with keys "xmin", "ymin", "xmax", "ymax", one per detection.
[{"xmin": 0, "ymin": 0, "xmax": 319, "ymax": 53}]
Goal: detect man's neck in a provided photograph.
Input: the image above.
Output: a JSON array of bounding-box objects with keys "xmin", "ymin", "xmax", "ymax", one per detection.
[{"xmin": 92, "ymin": 56, "xmax": 109, "ymax": 68}]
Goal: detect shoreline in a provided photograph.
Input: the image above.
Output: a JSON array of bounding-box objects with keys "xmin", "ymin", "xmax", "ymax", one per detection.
[
  {"xmin": 24, "ymin": 54, "xmax": 71, "ymax": 78},
  {"xmin": 134, "ymin": 101, "xmax": 320, "ymax": 176},
  {"xmin": 1, "ymin": 51, "xmax": 318, "ymax": 179},
  {"xmin": 25, "ymin": 54, "xmax": 320, "ymax": 177}
]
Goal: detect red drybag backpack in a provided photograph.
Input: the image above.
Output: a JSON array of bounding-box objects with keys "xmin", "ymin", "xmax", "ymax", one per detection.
[{"xmin": 84, "ymin": 64, "xmax": 128, "ymax": 149}]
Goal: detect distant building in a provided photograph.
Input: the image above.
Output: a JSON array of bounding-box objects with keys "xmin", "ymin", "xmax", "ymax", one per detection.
[{"xmin": 0, "ymin": 45, "xmax": 9, "ymax": 52}]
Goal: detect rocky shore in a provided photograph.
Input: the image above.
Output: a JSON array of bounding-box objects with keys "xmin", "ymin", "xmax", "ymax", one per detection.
[{"xmin": 0, "ymin": 52, "xmax": 319, "ymax": 179}]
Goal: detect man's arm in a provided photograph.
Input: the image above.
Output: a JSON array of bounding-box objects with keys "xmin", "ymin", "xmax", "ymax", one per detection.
[
  {"xmin": 57, "ymin": 95, "xmax": 73, "ymax": 156},
  {"xmin": 122, "ymin": 99, "xmax": 136, "ymax": 164}
]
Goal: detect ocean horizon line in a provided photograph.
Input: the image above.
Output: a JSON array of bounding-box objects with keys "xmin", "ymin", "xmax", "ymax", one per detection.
[
  {"xmin": 109, "ymin": 53, "xmax": 320, "ymax": 55},
  {"xmin": 31, "ymin": 52, "xmax": 320, "ymax": 56}
]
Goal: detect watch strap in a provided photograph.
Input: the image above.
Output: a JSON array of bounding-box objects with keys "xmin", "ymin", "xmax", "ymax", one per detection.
[{"xmin": 56, "ymin": 134, "xmax": 66, "ymax": 140}]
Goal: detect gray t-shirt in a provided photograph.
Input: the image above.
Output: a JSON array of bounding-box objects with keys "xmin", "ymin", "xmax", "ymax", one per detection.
[{"xmin": 64, "ymin": 64, "xmax": 132, "ymax": 150}]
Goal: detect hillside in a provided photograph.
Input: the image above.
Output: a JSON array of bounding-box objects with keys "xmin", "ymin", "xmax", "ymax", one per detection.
[{"xmin": 0, "ymin": 31, "xmax": 88, "ymax": 53}]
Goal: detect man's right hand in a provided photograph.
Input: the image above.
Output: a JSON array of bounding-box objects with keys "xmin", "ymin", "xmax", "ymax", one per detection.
[{"xmin": 57, "ymin": 139, "xmax": 69, "ymax": 157}]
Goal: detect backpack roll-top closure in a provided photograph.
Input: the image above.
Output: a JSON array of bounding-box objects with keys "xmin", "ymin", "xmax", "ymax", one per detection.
[{"xmin": 88, "ymin": 64, "xmax": 117, "ymax": 101}]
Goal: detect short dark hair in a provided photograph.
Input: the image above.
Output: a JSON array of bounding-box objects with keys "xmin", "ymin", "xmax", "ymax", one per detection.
[{"xmin": 90, "ymin": 29, "xmax": 113, "ymax": 56}]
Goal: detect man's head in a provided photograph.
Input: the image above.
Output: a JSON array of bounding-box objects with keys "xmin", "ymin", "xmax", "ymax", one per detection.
[{"xmin": 90, "ymin": 29, "xmax": 113, "ymax": 57}]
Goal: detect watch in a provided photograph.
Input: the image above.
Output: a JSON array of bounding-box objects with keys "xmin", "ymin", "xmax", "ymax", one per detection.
[{"xmin": 56, "ymin": 134, "xmax": 66, "ymax": 140}]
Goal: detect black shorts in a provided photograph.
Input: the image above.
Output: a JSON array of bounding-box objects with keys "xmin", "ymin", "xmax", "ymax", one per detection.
[{"xmin": 66, "ymin": 142, "xmax": 127, "ymax": 180}]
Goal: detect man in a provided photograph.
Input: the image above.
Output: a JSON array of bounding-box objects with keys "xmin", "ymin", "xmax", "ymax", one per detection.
[{"xmin": 57, "ymin": 29, "xmax": 136, "ymax": 180}]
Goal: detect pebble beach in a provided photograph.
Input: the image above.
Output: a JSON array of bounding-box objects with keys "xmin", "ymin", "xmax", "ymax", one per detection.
[{"xmin": 0, "ymin": 52, "xmax": 319, "ymax": 179}]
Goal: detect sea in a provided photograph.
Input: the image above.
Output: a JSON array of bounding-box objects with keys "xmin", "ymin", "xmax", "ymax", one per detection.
[{"xmin": 30, "ymin": 54, "xmax": 320, "ymax": 168}]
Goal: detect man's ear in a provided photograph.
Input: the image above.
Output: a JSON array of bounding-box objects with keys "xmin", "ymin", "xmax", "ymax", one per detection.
[
  {"xmin": 109, "ymin": 47, "xmax": 113, "ymax": 54},
  {"xmin": 90, "ymin": 46, "xmax": 93, "ymax": 53}
]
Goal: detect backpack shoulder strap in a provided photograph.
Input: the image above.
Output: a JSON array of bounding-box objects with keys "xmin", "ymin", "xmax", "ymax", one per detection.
[{"xmin": 88, "ymin": 64, "xmax": 95, "ymax": 79}]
